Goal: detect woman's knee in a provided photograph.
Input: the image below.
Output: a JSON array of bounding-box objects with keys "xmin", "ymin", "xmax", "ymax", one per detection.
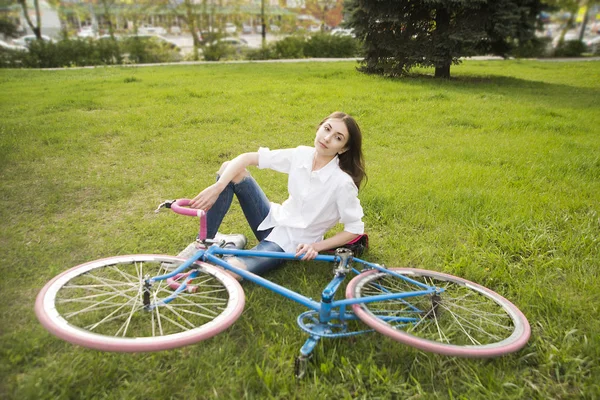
[{"xmin": 218, "ymin": 161, "xmax": 250, "ymax": 184}]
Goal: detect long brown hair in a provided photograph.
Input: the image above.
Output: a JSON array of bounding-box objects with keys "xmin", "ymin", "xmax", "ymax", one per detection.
[{"xmin": 319, "ymin": 112, "xmax": 366, "ymax": 189}]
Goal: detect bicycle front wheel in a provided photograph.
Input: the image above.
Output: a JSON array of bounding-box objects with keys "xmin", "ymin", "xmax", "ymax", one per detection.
[
  {"xmin": 35, "ymin": 255, "xmax": 245, "ymax": 352},
  {"xmin": 346, "ymin": 268, "xmax": 530, "ymax": 358}
]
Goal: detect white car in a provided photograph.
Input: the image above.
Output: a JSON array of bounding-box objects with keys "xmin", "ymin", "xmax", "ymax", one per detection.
[
  {"xmin": 215, "ymin": 37, "xmax": 248, "ymax": 47},
  {"xmin": 77, "ymin": 26, "xmax": 96, "ymax": 38},
  {"xmin": 0, "ymin": 39, "xmax": 27, "ymax": 51},
  {"xmin": 331, "ymin": 28, "xmax": 355, "ymax": 37},
  {"xmin": 242, "ymin": 24, "xmax": 253, "ymax": 34},
  {"xmin": 139, "ymin": 25, "xmax": 167, "ymax": 35},
  {"xmin": 225, "ymin": 23, "xmax": 237, "ymax": 34},
  {"xmin": 13, "ymin": 34, "xmax": 53, "ymax": 47},
  {"xmin": 552, "ymin": 31, "xmax": 579, "ymax": 48},
  {"xmin": 585, "ymin": 36, "xmax": 600, "ymax": 53}
]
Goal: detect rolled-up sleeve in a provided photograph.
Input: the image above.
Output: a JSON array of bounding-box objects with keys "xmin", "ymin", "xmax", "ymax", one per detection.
[
  {"xmin": 258, "ymin": 147, "xmax": 296, "ymax": 174},
  {"xmin": 336, "ymin": 180, "xmax": 365, "ymax": 234}
]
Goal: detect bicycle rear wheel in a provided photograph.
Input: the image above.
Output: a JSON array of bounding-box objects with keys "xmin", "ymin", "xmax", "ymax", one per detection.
[
  {"xmin": 346, "ymin": 268, "xmax": 530, "ymax": 358},
  {"xmin": 35, "ymin": 255, "xmax": 245, "ymax": 352}
]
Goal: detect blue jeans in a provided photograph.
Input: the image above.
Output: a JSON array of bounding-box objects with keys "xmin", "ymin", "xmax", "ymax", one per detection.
[{"xmin": 204, "ymin": 175, "xmax": 285, "ymax": 276}]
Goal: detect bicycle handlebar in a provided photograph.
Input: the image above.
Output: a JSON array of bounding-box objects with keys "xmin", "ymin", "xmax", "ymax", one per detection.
[
  {"xmin": 170, "ymin": 199, "xmax": 206, "ymax": 218},
  {"xmin": 158, "ymin": 199, "xmax": 207, "ymax": 240}
]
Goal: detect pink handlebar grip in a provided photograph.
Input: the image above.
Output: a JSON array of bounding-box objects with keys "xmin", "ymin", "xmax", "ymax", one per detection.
[
  {"xmin": 170, "ymin": 199, "xmax": 207, "ymax": 241},
  {"xmin": 171, "ymin": 199, "xmax": 204, "ymax": 217}
]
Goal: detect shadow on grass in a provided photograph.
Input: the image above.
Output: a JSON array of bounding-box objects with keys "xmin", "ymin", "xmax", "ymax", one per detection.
[{"xmin": 374, "ymin": 73, "xmax": 599, "ymax": 111}]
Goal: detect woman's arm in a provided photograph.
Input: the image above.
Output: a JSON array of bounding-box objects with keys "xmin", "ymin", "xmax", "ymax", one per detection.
[
  {"xmin": 190, "ymin": 152, "xmax": 259, "ymax": 210},
  {"xmin": 295, "ymin": 231, "xmax": 360, "ymax": 261}
]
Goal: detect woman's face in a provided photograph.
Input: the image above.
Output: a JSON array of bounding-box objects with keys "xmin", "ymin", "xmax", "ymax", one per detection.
[{"xmin": 314, "ymin": 118, "xmax": 350, "ymax": 158}]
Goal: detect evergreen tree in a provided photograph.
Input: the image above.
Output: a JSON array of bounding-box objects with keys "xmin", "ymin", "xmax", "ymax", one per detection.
[{"xmin": 346, "ymin": 0, "xmax": 544, "ymax": 78}]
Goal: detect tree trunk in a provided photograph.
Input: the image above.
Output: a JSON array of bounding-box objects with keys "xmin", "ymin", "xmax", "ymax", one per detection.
[
  {"xmin": 434, "ymin": 6, "xmax": 451, "ymax": 79},
  {"xmin": 18, "ymin": 0, "xmax": 42, "ymax": 40},
  {"xmin": 435, "ymin": 65, "xmax": 451, "ymax": 79},
  {"xmin": 184, "ymin": 0, "xmax": 200, "ymax": 60},
  {"xmin": 101, "ymin": 0, "xmax": 115, "ymax": 39}
]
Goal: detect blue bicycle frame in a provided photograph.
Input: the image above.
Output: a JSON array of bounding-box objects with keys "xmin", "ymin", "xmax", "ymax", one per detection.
[{"xmin": 147, "ymin": 245, "xmax": 441, "ymax": 360}]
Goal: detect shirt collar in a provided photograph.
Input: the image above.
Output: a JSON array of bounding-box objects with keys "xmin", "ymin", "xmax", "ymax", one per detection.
[{"xmin": 302, "ymin": 148, "xmax": 339, "ymax": 183}]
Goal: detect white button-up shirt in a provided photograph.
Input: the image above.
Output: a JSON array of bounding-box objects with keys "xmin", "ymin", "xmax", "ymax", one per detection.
[{"xmin": 257, "ymin": 146, "xmax": 364, "ymax": 253}]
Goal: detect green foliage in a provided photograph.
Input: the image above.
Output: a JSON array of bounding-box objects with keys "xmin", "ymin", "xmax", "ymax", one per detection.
[
  {"xmin": 304, "ymin": 33, "xmax": 360, "ymax": 58},
  {"xmin": 347, "ymin": 0, "xmax": 545, "ymax": 77},
  {"xmin": 202, "ymin": 42, "xmax": 240, "ymax": 61},
  {"xmin": 273, "ymin": 35, "xmax": 306, "ymax": 59},
  {"xmin": 1, "ymin": 60, "xmax": 599, "ymax": 398},
  {"xmin": 553, "ymin": 40, "xmax": 587, "ymax": 57},
  {"xmin": 13, "ymin": 38, "xmax": 121, "ymax": 68},
  {"xmin": 120, "ymin": 36, "xmax": 181, "ymax": 64},
  {"xmin": 0, "ymin": 37, "xmax": 183, "ymax": 68},
  {"xmin": 246, "ymin": 34, "xmax": 360, "ymax": 60},
  {"xmin": 512, "ymin": 37, "xmax": 552, "ymax": 58},
  {"xmin": 245, "ymin": 46, "xmax": 276, "ymax": 60},
  {"xmin": 0, "ymin": 48, "xmax": 24, "ymax": 68},
  {"xmin": 0, "ymin": 16, "xmax": 19, "ymax": 38}
]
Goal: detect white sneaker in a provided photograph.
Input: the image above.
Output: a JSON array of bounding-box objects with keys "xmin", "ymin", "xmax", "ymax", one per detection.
[
  {"xmin": 214, "ymin": 233, "xmax": 247, "ymax": 249},
  {"xmin": 176, "ymin": 240, "xmax": 207, "ymax": 259}
]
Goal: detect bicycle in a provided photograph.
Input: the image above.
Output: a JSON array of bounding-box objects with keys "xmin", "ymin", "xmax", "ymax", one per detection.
[{"xmin": 35, "ymin": 199, "xmax": 531, "ymax": 378}]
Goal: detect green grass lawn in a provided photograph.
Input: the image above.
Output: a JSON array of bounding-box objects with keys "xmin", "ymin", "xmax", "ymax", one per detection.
[{"xmin": 1, "ymin": 60, "xmax": 599, "ymax": 399}]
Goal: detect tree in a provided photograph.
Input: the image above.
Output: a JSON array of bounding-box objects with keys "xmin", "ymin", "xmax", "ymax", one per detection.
[
  {"xmin": 346, "ymin": 0, "xmax": 544, "ymax": 78},
  {"xmin": 0, "ymin": 16, "xmax": 19, "ymax": 38},
  {"xmin": 17, "ymin": 0, "xmax": 42, "ymax": 40}
]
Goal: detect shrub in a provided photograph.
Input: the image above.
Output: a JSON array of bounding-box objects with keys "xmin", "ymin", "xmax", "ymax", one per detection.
[
  {"xmin": 202, "ymin": 42, "xmax": 238, "ymax": 61},
  {"xmin": 245, "ymin": 46, "xmax": 276, "ymax": 60},
  {"xmin": 246, "ymin": 34, "xmax": 360, "ymax": 61},
  {"xmin": 304, "ymin": 33, "xmax": 359, "ymax": 58},
  {"xmin": 512, "ymin": 37, "xmax": 552, "ymax": 58},
  {"xmin": 273, "ymin": 35, "xmax": 305, "ymax": 59},
  {"xmin": 553, "ymin": 40, "xmax": 587, "ymax": 57},
  {"xmin": 18, "ymin": 38, "xmax": 121, "ymax": 68},
  {"xmin": 121, "ymin": 36, "xmax": 181, "ymax": 64}
]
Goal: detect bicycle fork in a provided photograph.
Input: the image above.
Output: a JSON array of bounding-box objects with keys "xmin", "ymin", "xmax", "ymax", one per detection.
[{"xmin": 295, "ymin": 249, "xmax": 355, "ymax": 378}]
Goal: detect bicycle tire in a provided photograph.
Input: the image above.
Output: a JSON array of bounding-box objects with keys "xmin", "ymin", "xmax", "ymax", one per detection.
[
  {"xmin": 35, "ymin": 254, "xmax": 245, "ymax": 352},
  {"xmin": 346, "ymin": 268, "xmax": 530, "ymax": 358}
]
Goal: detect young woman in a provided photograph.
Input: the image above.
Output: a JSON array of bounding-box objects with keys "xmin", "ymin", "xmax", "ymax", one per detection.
[{"xmin": 183, "ymin": 111, "xmax": 366, "ymax": 277}]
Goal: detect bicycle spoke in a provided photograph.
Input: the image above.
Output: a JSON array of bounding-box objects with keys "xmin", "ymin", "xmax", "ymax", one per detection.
[
  {"xmin": 115, "ymin": 288, "xmax": 143, "ymax": 337},
  {"xmin": 84, "ymin": 296, "xmax": 142, "ymax": 331},
  {"xmin": 154, "ymin": 299, "xmax": 164, "ymax": 336},
  {"xmin": 438, "ymin": 303, "xmax": 505, "ymax": 342},
  {"xmin": 441, "ymin": 301, "xmax": 513, "ymax": 330},
  {"xmin": 61, "ymin": 288, "xmax": 138, "ymax": 319},
  {"xmin": 160, "ymin": 304, "xmax": 201, "ymax": 329},
  {"xmin": 109, "ymin": 264, "xmax": 138, "ymax": 284}
]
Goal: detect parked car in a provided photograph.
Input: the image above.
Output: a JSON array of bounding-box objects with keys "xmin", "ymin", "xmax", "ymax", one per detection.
[
  {"xmin": 270, "ymin": 24, "xmax": 280, "ymax": 33},
  {"xmin": 225, "ymin": 23, "xmax": 237, "ymax": 34},
  {"xmin": 214, "ymin": 37, "xmax": 248, "ymax": 48},
  {"xmin": 331, "ymin": 28, "xmax": 355, "ymax": 37},
  {"xmin": 585, "ymin": 36, "xmax": 600, "ymax": 53},
  {"xmin": 308, "ymin": 25, "xmax": 321, "ymax": 33},
  {"xmin": 242, "ymin": 24, "xmax": 253, "ymax": 34},
  {"xmin": 255, "ymin": 24, "xmax": 264, "ymax": 34},
  {"xmin": 13, "ymin": 34, "xmax": 53, "ymax": 47},
  {"xmin": 0, "ymin": 39, "xmax": 27, "ymax": 51},
  {"xmin": 77, "ymin": 26, "xmax": 96, "ymax": 38},
  {"xmin": 552, "ymin": 31, "xmax": 579, "ymax": 48},
  {"xmin": 170, "ymin": 26, "xmax": 182, "ymax": 35},
  {"xmin": 138, "ymin": 25, "xmax": 167, "ymax": 35}
]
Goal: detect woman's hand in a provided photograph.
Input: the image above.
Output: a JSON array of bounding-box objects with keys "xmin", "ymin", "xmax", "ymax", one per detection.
[
  {"xmin": 190, "ymin": 183, "xmax": 223, "ymax": 211},
  {"xmin": 295, "ymin": 243, "xmax": 319, "ymax": 261}
]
